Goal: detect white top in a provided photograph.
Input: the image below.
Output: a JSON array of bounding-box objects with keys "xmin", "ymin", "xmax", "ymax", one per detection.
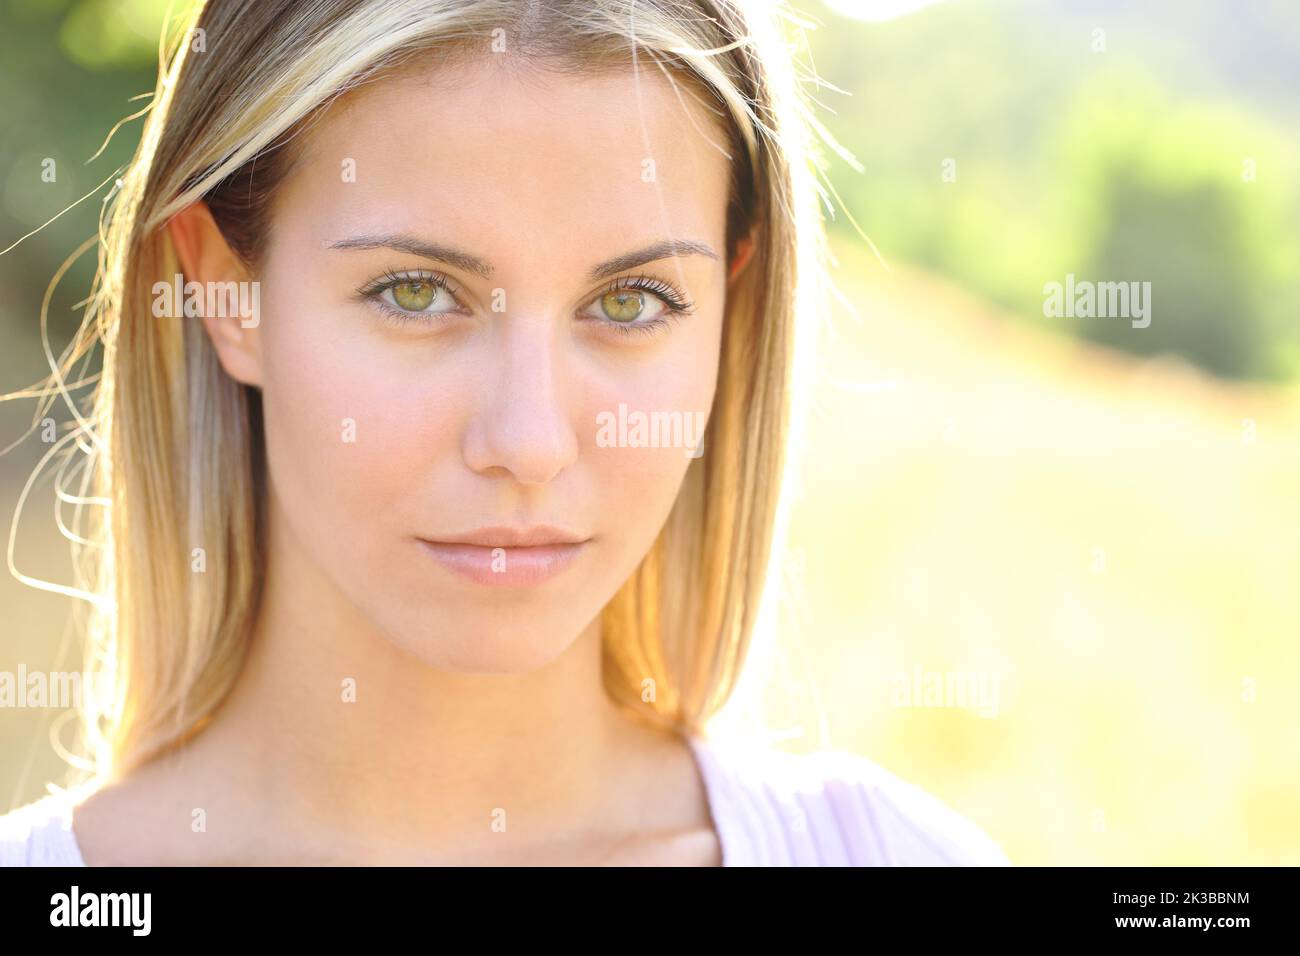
[
  {"xmin": 0, "ymin": 734, "xmax": 1011, "ymax": 866},
  {"xmin": 685, "ymin": 735, "xmax": 1010, "ymax": 865}
]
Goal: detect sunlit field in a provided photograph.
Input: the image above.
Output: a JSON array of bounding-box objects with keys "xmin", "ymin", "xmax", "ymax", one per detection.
[{"xmin": 744, "ymin": 235, "xmax": 1300, "ymax": 865}]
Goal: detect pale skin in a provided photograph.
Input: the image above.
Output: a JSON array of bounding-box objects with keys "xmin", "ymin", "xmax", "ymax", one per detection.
[{"xmin": 70, "ymin": 56, "xmax": 757, "ymax": 865}]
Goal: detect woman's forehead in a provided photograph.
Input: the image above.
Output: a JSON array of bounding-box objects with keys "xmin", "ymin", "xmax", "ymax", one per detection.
[{"xmin": 276, "ymin": 57, "xmax": 734, "ymax": 268}]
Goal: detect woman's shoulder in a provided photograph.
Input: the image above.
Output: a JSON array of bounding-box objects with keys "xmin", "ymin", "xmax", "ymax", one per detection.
[
  {"xmin": 687, "ymin": 733, "xmax": 1011, "ymax": 866},
  {"xmin": 0, "ymin": 792, "xmax": 88, "ymax": 867}
]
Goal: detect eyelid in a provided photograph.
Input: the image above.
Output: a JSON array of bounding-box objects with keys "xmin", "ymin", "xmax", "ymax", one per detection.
[
  {"xmin": 593, "ymin": 272, "xmax": 696, "ymax": 315},
  {"xmin": 357, "ymin": 267, "xmax": 469, "ymax": 327},
  {"xmin": 357, "ymin": 267, "xmax": 462, "ymax": 300}
]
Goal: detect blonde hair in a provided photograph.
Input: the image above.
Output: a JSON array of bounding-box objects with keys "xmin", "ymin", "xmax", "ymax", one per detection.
[{"xmin": 6, "ymin": 0, "xmax": 836, "ymax": 785}]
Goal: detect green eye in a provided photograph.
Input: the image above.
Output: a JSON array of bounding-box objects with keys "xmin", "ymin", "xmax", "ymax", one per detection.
[
  {"xmin": 392, "ymin": 280, "xmax": 436, "ymax": 311},
  {"xmin": 601, "ymin": 290, "xmax": 644, "ymax": 323}
]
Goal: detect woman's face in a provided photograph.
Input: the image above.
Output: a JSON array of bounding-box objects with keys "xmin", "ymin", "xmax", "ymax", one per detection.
[{"xmin": 244, "ymin": 57, "xmax": 734, "ymax": 671}]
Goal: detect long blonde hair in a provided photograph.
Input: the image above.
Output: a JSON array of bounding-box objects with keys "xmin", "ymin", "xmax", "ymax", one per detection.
[{"xmin": 6, "ymin": 0, "xmax": 836, "ymax": 785}]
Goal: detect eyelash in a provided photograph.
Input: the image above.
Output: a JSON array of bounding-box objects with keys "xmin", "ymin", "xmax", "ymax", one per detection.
[
  {"xmin": 357, "ymin": 268, "xmax": 464, "ymax": 325},
  {"xmin": 356, "ymin": 268, "xmax": 695, "ymax": 335},
  {"xmin": 603, "ymin": 274, "xmax": 695, "ymax": 315}
]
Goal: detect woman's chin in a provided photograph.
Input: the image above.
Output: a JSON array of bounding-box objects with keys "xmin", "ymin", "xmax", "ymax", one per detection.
[{"xmin": 376, "ymin": 612, "xmax": 596, "ymax": 674}]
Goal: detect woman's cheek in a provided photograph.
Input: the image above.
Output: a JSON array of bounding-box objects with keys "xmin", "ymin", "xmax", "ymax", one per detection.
[
  {"xmin": 258, "ymin": 316, "xmax": 431, "ymax": 540},
  {"xmin": 584, "ymin": 342, "xmax": 719, "ymax": 521}
]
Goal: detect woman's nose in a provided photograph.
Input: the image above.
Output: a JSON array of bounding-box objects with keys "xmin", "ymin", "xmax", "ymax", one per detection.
[{"xmin": 461, "ymin": 321, "xmax": 580, "ymax": 485}]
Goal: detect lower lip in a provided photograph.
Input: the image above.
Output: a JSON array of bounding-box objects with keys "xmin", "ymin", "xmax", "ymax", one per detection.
[{"xmin": 415, "ymin": 539, "xmax": 588, "ymax": 587}]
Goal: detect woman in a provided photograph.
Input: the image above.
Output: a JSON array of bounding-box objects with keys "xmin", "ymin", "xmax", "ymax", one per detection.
[{"xmin": 0, "ymin": 0, "xmax": 1008, "ymax": 865}]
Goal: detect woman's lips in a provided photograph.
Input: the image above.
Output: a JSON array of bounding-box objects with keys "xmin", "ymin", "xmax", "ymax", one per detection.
[{"xmin": 415, "ymin": 538, "xmax": 589, "ymax": 587}]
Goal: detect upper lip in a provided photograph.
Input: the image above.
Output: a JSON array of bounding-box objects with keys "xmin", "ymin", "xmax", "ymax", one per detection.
[{"xmin": 419, "ymin": 525, "xmax": 590, "ymax": 548}]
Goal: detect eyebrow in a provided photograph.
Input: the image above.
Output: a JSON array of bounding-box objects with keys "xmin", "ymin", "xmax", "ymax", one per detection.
[{"xmin": 327, "ymin": 234, "xmax": 719, "ymax": 281}]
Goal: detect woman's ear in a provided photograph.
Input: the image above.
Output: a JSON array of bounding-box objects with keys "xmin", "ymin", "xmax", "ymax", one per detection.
[
  {"xmin": 167, "ymin": 201, "xmax": 264, "ymax": 387},
  {"xmin": 727, "ymin": 226, "xmax": 759, "ymax": 283}
]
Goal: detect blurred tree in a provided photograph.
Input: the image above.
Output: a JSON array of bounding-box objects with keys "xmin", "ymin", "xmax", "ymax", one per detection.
[
  {"xmin": 1053, "ymin": 74, "xmax": 1300, "ymax": 380},
  {"xmin": 810, "ymin": 0, "xmax": 1300, "ymax": 382}
]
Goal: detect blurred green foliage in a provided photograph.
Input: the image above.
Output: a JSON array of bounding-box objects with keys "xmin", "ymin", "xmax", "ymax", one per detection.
[
  {"xmin": 1058, "ymin": 76, "xmax": 1298, "ymax": 379},
  {"xmin": 813, "ymin": 0, "xmax": 1300, "ymax": 381},
  {"xmin": 1, "ymin": 0, "xmax": 181, "ymax": 381}
]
